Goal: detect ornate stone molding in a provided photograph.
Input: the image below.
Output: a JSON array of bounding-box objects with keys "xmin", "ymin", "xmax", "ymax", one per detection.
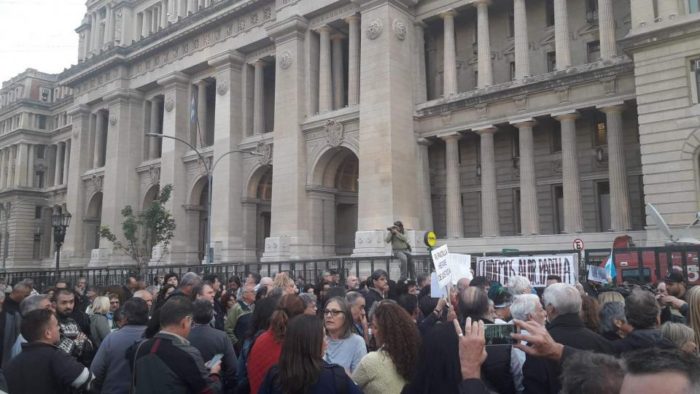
[
  {"xmin": 216, "ymin": 80, "xmax": 229, "ymax": 96},
  {"xmin": 90, "ymin": 174, "xmax": 103, "ymax": 193},
  {"xmin": 366, "ymin": 19, "xmax": 383, "ymax": 40},
  {"xmin": 148, "ymin": 165, "xmax": 161, "ymax": 186},
  {"xmin": 324, "ymin": 119, "xmax": 344, "ymax": 147},
  {"xmin": 109, "ymin": 115, "xmax": 117, "ymax": 126},
  {"xmin": 279, "ymin": 50, "xmax": 293, "ymax": 70},
  {"xmin": 256, "ymin": 142, "xmax": 272, "ymax": 166},
  {"xmin": 393, "ymin": 19, "xmax": 407, "ymax": 41},
  {"xmin": 164, "ymin": 98, "xmax": 174, "ymax": 112}
]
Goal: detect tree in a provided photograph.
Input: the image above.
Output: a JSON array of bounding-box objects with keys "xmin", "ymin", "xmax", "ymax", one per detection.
[{"xmin": 99, "ymin": 184, "xmax": 176, "ymax": 271}]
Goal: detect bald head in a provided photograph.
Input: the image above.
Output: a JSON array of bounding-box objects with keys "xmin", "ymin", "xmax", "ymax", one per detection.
[{"xmin": 457, "ymin": 278, "xmax": 471, "ymax": 292}]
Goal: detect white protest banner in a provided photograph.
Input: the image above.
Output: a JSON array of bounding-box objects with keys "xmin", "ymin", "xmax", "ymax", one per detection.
[
  {"xmin": 475, "ymin": 254, "xmax": 578, "ymax": 287},
  {"xmin": 449, "ymin": 254, "xmax": 473, "ymax": 285},
  {"xmin": 587, "ymin": 265, "xmax": 609, "ymax": 284},
  {"xmin": 431, "ymin": 244, "xmax": 452, "ymax": 288},
  {"xmin": 430, "ymin": 272, "xmax": 447, "ymax": 298}
]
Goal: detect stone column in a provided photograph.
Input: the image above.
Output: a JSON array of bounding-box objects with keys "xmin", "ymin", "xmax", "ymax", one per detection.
[
  {"xmin": 63, "ymin": 140, "xmax": 70, "ymax": 185},
  {"xmin": 142, "ymin": 10, "xmax": 150, "ymax": 37},
  {"xmin": 598, "ymin": 0, "xmax": 616, "ymax": 59},
  {"xmin": 7, "ymin": 146, "xmax": 15, "ymax": 187},
  {"xmin": 442, "ymin": 133, "xmax": 464, "ymax": 238},
  {"xmin": 555, "ymin": 111, "xmax": 583, "ymax": 233},
  {"xmin": 554, "ymin": 0, "xmax": 572, "ymax": 70},
  {"xmin": 209, "ymin": 51, "xmax": 247, "ymax": 262},
  {"xmin": 414, "ymin": 21, "xmax": 427, "ymax": 104},
  {"xmin": 304, "ymin": 29, "xmax": 320, "ymax": 116},
  {"xmin": 104, "ymin": 8, "xmax": 113, "ymax": 47},
  {"xmin": 332, "ymin": 34, "xmax": 345, "ymax": 110},
  {"xmin": 196, "ymin": 80, "xmax": 208, "ymax": 146},
  {"xmin": 253, "ymin": 60, "xmax": 265, "ymax": 134},
  {"xmin": 318, "ymin": 26, "xmax": 333, "ymax": 113},
  {"xmin": 600, "ymin": 104, "xmax": 631, "ymax": 231},
  {"xmin": 512, "ymin": 119, "xmax": 539, "ymax": 235},
  {"xmin": 14, "ymin": 143, "xmax": 28, "ymax": 187},
  {"xmin": 26, "ymin": 144, "xmax": 34, "ymax": 187},
  {"xmin": 475, "ymin": 0, "xmax": 493, "ymax": 88},
  {"xmin": 513, "ymin": 0, "xmax": 530, "ymax": 79},
  {"xmin": 149, "ymin": 98, "xmax": 161, "ymax": 159},
  {"xmin": 0, "ymin": 150, "xmax": 5, "ymax": 189},
  {"xmin": 93, "ymin": 111, "xmax": 105, "ymax": 168},
  {"xmin": 657, "ymin": 0, "xmax": 680, "ymax": 21},
  {"xmin": 346, "ymin": 15, "xmax": 360, "ymax": 107},
  {"xmin": 158, "ymin": 72, "xmax": 191, "ymax": 263},
  {"xmin": 54, "ymin": 143, "xmax": 63, "ymax": 186},
  {"xmin": 161, "ymin": 1, "xmax": 168, "ymax": 28},
  {"xmin": 630, "ymin": 0, "xmax": 655, "ymax": 29},
  {"xmin": 477, "ymin": 127, "xmax": 499, "ymax": 237},
  {"xmin": 417, "ymin": 138, "xmax": 433, "ymax": 230},
  {"xmin": 441, "ymin": 10, "xmax": 457, "ymax": 96}
]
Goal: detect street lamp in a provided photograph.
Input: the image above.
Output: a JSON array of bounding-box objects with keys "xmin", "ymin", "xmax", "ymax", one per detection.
[
  {"xmin": 52, "ymin": 210, "xmax": 71, "ymax": 278},
  {"xmin": 0, "ymin": 203, "xmax": 10, "ymax": 273},
  {"xmin": 146, "ymin": 133, "xmax": 261, "ymax": 264}
]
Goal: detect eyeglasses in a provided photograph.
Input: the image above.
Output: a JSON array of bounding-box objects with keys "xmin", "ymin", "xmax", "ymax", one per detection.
[{"xmin": 324, "ymin": 309, "xmax": 343, "ymax": 317}]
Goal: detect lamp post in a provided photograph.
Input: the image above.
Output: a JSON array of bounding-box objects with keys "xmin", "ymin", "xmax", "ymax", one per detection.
[
  {"xmin": 146, "ymin": 133, "xmax": 260, "ymax": 264},
  {"xmin": 0, "ymin": 203, "xmax": 10, "ymax": 273},
  {"xmin": 52, "ymin": 210, "xmax": 71, "ymax": 278}
]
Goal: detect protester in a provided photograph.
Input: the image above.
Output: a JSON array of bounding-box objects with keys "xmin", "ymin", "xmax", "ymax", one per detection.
[
  {"xmin": 9, "ymin": 294, "xmax": 54, "ymax": 360},
  {"xmin": 598, "ymin": 301, "xmax": 631, "ymax": 340},
  {"xmin": 353, "ymin": 301, "xmax": 420, "ymax": 394},
  {"xmin": 346, "ymin": 291, "xmax": 368, "ymax": 343},
  {"xmin": 580, "ymin": 295, "xmax": 601, "ymax": 332},
  {"xmin": 545, "ymin": 276, "xmax": 561, "ymax": 287},
  {"xmin": 510, "ymin": 294, "xmax": 547, "ymax": 393},
  {"xmin": 272, "ymin": 273, "xmax": 297, "ymax": 295},
  {"xmin": 684, "ymin": 285, "xmax": 700, "ymax": 346},
  {"xmin": 5, "ymin": 309, "xmax": 95, "ymax": 393},
  {"xmin": 621, "ymin": 348, "xmax": 700, "ymax": 394},
  {"xmin": 258, "ymin": 277, "xmax": 274, "ymax": 293},
  {"xmin": 0, "ymin": 281, "xmax": 31, "ymax": 366},
  {"xmin": 188, "ymin": 300, "xmax": 237, "ymax": 393},
  {"xmin": 131, "ymin": 297, "xmax": 222, "ymax": 393},
  {"xmin": 559, "ymin": 351, "xmax": 624, "ymax": 394},
  {"xmin": 346, "ymin": 275, "xmax": 360, "ymax": 291},
  {"xmin": 598, "ymin": 291, "xmax": 625, "ymax": 306},
  {"xmin": 225, "ymin": 283, "xmax": 255, "ymax": 347},
  {"xmin": 164, "ymin": 272, "xmax": 179, "ymax": 287},
  {"xmin": 155, "ymin": 284, "xmax": 176, "ymax": 309},
  {"xmin": 661, "ymin": 322, "xmax": 698, "ymax": 354},
  {"xmin": 247, "ymin": 294, "xmax": 305, "ymax": 394},
  {"xmin": 385, "ymin": 221, "xmax": 412, "ymax": 278},
  {"xmin": 133, "ymin": 289, "xmax": 154, "ymax": 310},
  {"xmin": 91, "ymin": 298, "xmax": 149, "ymax": 394},
  {"xmin": 507, "ymin": 276, "xmax": 532, "ymax": 296},
  {"xmin": 235, "ymin": 295, "xmax": 279, "ymax": 394},
  {"xmin": 259, "ymin": 315, "xmax": 361, "ymax": 394},
  {"xmin": 89, "ymin": 296, "xmax": 112, "ymax": 347},
  {"xmin": 364, "ymin": 270, "xmax": 388, "ymax": 314},
  {"xmin": 54, "ymin": 288, "xmax": 94, "ymax": 366},
  {"xmin": 323, "ymin": 296, "xmax": 367, "ymax": 373},
  {"xmin": 300, "ymin": 292, "xmax": 318, "ymax": 316},
  {"xmin": 609, "ymin": 288, "xmax": 675, "ymax": 354}
]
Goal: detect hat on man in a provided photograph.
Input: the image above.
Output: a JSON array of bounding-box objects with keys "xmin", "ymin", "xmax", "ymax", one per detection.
[
  {"xmin": 665, "ymin": 270, "xmax": 685, "ymax": 284},
  {"xmin": 393, "ymin": 221, "xmax": 404, "ymax": 228}
]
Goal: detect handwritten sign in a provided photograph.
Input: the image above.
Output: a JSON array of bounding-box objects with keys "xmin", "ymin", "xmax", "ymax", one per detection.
[
  {"xmin": 448, "ymin": 253, "xmax": 473, "ymax": 285},
  {"xmin": 431, "ymin": 244, "xmax": 452, "ymax": 288},
  {"xmin": 475, "ymin": 254, "xmax": 578, "ymax": 287}
]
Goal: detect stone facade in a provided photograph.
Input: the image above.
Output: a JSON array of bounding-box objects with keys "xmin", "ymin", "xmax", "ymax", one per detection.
[{"xmin": 0, "ymin": 0, "xmax": 699, "ymax": 269}]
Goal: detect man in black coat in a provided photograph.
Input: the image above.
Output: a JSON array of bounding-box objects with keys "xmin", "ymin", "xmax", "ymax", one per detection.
[
  {"xmin": 523, "ymin": 283, "xmax": 612, "ymax": 394},
  {"xmin": 610, "ymin": 288, "xmax": 675, "ymax": 355}
]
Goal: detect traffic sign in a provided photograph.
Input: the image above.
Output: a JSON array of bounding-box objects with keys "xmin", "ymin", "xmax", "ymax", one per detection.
[{"xmin": 573, "ymin": 238, "xmax": 584, "ymax": 251}]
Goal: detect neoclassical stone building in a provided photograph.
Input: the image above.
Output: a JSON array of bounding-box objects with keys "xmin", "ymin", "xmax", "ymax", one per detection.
[{"xmin": 0, "ymin": 0, "xmax": 699, "ymax": 269}]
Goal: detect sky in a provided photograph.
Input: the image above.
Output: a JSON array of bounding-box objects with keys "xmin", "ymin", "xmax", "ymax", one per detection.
[{"xmin": 0, "ymin": 0, "xmax": 86, "ymax": 83}]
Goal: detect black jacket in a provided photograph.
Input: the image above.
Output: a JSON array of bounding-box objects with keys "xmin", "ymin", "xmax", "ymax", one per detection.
[
  {"xmin": 523, "ymin": 314, "xmax": 612, "ymax": 394},
  {"xmin": 363, "ymin": 288, "xmax": 384, "ymax": 316},
  {"xmin": 5, "ymin": 342, "xmax": 91, "ymax": 394},
  {"xmin": 609, "ymin": 328, "xmax": 676, "ymax": 355},
  {"xmin": 188, "ymin": 324, "xmax": 237, "ymax": 393}
]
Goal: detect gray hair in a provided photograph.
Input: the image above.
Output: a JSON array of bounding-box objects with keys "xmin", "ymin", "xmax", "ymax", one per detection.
[
  {"xmin": 507, "ymin": 276, "xmax": 532, "ymax": 295},
  {"xmin": 510, "ymin": 294, "xmax": 541, "ymax": 321},
  {"xmin": 299, "ymin": 293, "xmax": 317, "ymax": 308},
  {"xmin": 20, "ymin": 294, "xmax": 49, "ymax": 316},
  {"xmin": 543, "ymin": 283, "xmax": 582, "ymax": 315},
  {"xmin": 598, "ymin": 301, "xmax": 626, "ymax": 334},
  {"xmin": 345, "ymin": 291, "xmax": 365, "ymax": 306},
  {"xmin": 180, "ymin": 272, "xmax": 202, "ymax": 289}
]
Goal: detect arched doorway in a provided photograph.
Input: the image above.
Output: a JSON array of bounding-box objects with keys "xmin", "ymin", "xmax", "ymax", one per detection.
[
  {"xmin": 188, "ymin": 177, "xmax": 209, "ymax": 263},
  {"xmin": 142, "ymin": 184, "xmax": 160, "ymax": 210},
  {"xmin": 245, "ymin": 165, "xmax": 272, "ymax": 259},
  {"xmin": 85, "ymin": 192, "xmax": 103, "ymax": 253},
  {"xmin": 310, "ymin": 147, "xmax": 359, "ymax": 256}
]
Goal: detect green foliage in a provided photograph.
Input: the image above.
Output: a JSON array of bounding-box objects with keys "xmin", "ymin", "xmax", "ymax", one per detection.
[{"xmin": 99, "ymin": 184, "xmax": 176, "ymax": 268}]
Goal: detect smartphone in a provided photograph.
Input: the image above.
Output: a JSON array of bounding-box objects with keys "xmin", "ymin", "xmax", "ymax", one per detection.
[
  {"xmin": 205, "ymin": 353, "xmax": 224, "ymax": 369},
  {"xmin": 483, "ymin": 323, "xmax": 517, "ymax": 346}
]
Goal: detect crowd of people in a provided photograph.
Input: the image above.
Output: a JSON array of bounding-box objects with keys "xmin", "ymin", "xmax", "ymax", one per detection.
[{"xmin": 0, "ymin": 267, "xmax": 698, "ymax": 393}]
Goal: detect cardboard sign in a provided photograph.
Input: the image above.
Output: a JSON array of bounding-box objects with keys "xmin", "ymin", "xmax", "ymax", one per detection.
[
  {"xmin": 475, "ymin": 254, "xmax": 578, "ymax": 287},
  {"xmin": 430, "ymin": 272, "xmax": 447, "ymax": 298},
  {"xmin": 587, "ymin": 265, "xmax": 609, "ymax": 284},
  {"xmin": 431, "ymin": 244, "xmax": 452, "ymax": 288},
  {"xmin": 449, "ymin": 253, "xmax": 473, "ymax": 285}
]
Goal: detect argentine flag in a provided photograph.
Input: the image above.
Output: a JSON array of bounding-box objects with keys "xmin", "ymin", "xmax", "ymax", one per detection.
[{"xmin": 604, "ymin": 251, "xmax": 617, "ymax": 281}]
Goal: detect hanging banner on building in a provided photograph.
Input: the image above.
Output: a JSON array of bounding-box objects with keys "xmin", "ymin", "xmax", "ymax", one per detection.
[{"xmin": 475, "ymin": 254, "xmax": 578, "ymax": 287}]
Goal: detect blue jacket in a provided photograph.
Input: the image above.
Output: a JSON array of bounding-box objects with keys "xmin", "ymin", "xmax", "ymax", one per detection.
[{"xmin": 90, "ymin": 325, "xmax": 146, "ymax": 394}]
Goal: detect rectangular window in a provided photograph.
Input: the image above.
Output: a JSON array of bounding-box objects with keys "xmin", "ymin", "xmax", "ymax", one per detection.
[
  {"xmin": 554, "ymin": 185, "xmax": 564, "ymax": 234},
  {"xmin": 36, "ymin": 145, "xmax": 45, "ymax": 159},
  {"xmin": 594, "ymin": 112, "xmax": 608, "ymax": 147},
  {"xmin": 546, "ymin": 0, "xmax": 555, "ymax": 26},
  {"xmin": 35, "ymin": 206, "xmax": 42, "ymax": 219},
  {"xmin": 551, "ymin": 123, "xmax": 562, "ymax": 153},
  {"xmin": 597, "ymin": 181, "xmax": 611, "ymax": 232},
  {"xmin": 36, "ymin": 171, "xmax": 44, "ymax": 188},
  {"xmin": 37, "ymin": 115, "xmax": 47, "ymax": 130},
  {"xmin": 587, "ymin": 41, "xmax": 601, "ymax": 63},
  {"xmin": 508, "ymin": 12, "xmax": 515, "ymax": 38},
  {"xmin": 513, "ymin": 188, "xmax": 521, "ymax": 235},
  {"xmin": 586, "ymin": 0, "xmax": 599, "ymax": 22},
  {"xmin": 691, "ymin": 59, "xmax": 700, "ymax": 104},
  {"xmin": 509, "ymin": 61, "xmax": 516, "ymax": 81},
  {"xmin": 32, "ymin": 234, "xmax": 41, "ymax": 260},
  {"xmin": 512, "ymin": 131, "xmax": 520, "ymax": 159},
  {"xmin": 547, "ymin": 51, "xmax": 557, "ymax": 72}
]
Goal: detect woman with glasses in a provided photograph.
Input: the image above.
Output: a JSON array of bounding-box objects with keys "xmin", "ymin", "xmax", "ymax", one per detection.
[
  {"xmin": 247, "ymin": 294, "xmax": 305, "ymax": 394},
  {"xmin": 323, "ymin": 297, "xmax": 367, "ymax": 374},
  {"xmin": 353, "ymin": 301, "xmax": 421, "ymax": 394},
  {"xmin": 259, "ymin": 315, "xmax": 361, "ymax": 394}
]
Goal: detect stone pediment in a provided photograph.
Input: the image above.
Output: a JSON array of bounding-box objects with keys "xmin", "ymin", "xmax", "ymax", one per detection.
[{"xmin": 576, "ymin": 23, "xmax": 599, "ymax": 40}]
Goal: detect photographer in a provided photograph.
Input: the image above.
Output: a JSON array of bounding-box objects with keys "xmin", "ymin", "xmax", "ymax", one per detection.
[{"xmin": 384, "ymin": 221, "xmax": 413, "ymax": 279}]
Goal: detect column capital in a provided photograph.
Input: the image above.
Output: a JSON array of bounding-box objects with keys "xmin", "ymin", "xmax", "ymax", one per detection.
[
  {"xmin": 440, "ymin": 9, "xmax": 457, "ymax": 19},
  {"xmin": 471, "ymin": 0, "xmax": 491, "ymax": 7},
  {"xmin": 596, "ymin": 102, "xmax": 625, "ymax": 114},
  {"xmin": 157, "ymin": 71, "xmax": 191, "ymax": 88},
  {"xmin": 331, "ymin": 33, "xmax": 346, "ymax": 42},
  {"xmin": 316, "ymin": 25, "xmax": 332, "ymax": 34},
  {"xmin": 104, "ymin": 88, "xmax": 143, "ymax": 104},
  {"xmin": 208, "ymin": 50, "xmax": 245, "ymax": 69},
  {"xmin": 552, "ymin": 110, "xmax": 580, "ymax": 121},
  {"xmin": 417, "ymin": 137, "xmax": 433, "ymax": 146},
  {"xmin": 510, "ymin": 118, "xmax": 536, "ymax": 128},
  {"xmin": 344, "ymin": 14, "xmax": 360, "ymax": 24},
  {"xmin": 266, "ymin": 15, "xmax": 308, "ymax": 43},
  {"xmin": 439, "ymin": 132, "xmax": 462, "ymax": 142},
  {"xmin": 253, "ymin": 59, "xmax": 267, "ymax": 68},
  {"xmin": 67, "ymin": 104, "xmax": 91, "ymax": 117},
  {"xmin": 473, "ymin": 126, "xmax": 497, "ymax": 135}
]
